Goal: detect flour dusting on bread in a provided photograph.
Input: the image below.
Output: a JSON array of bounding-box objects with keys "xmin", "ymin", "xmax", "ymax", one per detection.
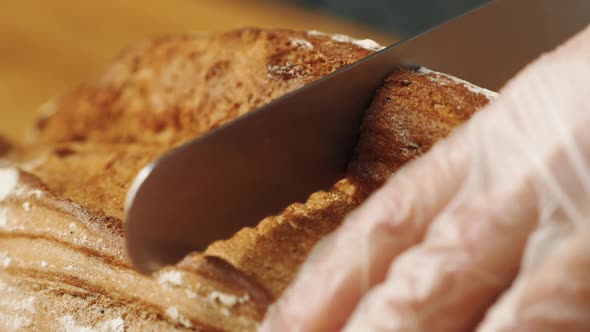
[
  {"xmin": 418, "ymin": 67, "xmax": 498, "ymax": 100},
  {"xmin": 0, "ymin": 168, "xmax": 18, "ymax": 201},
  {"xmin": 307, "ymin": 30, "xmax": 384, "ymax": 51}
]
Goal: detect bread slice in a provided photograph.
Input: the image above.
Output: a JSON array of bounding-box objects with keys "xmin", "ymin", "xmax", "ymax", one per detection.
[{"xmin": 0, "ymin": 28, "xmax": 495, "ymax": 331}]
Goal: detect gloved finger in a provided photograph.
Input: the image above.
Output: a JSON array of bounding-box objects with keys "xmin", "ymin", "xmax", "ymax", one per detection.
[
  {"xmin": 342, "ymin": 26, "xmax": 590, "ymax": 331},
  {"xmin": 342, "ymin": 173, "xmax": 537, "ymax": 331},
  {"xmin": 478, "ymin": 228, "xmax": 590, "ymax": 332},
  {"xmin": 261, "ymin": 129, "xmax": 472, "ymax": 332}
]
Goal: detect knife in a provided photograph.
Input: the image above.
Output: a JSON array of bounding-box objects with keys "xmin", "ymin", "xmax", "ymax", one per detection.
[{"xmin": 125, "ymin": 0, "xmax": 590, "ymax": 273}]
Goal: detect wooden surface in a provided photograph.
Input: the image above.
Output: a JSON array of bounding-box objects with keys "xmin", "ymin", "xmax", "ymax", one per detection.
[{"xmin": 0, "ymin": 0, "xmax": 392, "ymax": 141}]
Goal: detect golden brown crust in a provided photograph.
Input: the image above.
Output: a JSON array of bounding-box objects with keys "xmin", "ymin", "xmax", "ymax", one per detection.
[
  {"xmin": 349, "ymin": 67, "xmax": 493, "ymax": 195},
  {"xmin": 34, "ymin": 29, "xmax": 373, "ymax": 146},
  {"xmin": 0, "ymin": 28, "xmax": 495, "ymax": 331}
]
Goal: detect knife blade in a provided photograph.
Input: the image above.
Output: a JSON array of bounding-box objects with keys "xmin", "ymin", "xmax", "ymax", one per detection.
[{"xmin": 125, "ymin": 0, "xmax": 590, "ymax": 273}]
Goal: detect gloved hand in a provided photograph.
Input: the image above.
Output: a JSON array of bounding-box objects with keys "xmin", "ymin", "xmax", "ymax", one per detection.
[{"xmin": 262, "ymin": 24, "xmax": 590, "ymax": 332}]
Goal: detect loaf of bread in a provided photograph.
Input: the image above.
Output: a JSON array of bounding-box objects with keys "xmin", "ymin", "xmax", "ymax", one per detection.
[{"xmin": 0, "ymin": 28, "xmax": 496, "ymax": 331}]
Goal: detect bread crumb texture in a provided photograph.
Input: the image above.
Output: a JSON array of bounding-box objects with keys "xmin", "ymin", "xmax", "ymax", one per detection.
[{"xmin": 0, "ymin": 28, "xmax": 495, "ymax": 331}]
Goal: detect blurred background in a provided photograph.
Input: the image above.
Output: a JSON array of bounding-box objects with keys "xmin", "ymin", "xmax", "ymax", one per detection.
[{"xmin": 0, "ymin": 0, "xmax": 482, "ymax": 141}]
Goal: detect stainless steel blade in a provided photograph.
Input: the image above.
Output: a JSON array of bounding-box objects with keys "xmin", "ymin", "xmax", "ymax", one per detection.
[
  {"xmin": 391, "ymin": 0, "xmax": 590, "ymax": 89},
  {"xmin": 126, "ymin": 0, "xmax": 590, "ymax": 273}
]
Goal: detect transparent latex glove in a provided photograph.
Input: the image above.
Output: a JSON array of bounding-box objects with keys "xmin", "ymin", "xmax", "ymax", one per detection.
[{"xmin": 261, "ymin": 24, "xmax": 590, "ymax": 332}]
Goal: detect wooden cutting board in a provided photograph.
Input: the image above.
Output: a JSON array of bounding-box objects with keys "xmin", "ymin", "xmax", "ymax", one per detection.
[{"xmin": 0, "ymin": 0, "xmax": 392, "ymax": 141}]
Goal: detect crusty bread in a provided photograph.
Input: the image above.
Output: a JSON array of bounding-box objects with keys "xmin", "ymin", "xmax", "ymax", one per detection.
[{"xmin": 0, "ymin": 28, "xmax": 495, "ymax": 331}]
